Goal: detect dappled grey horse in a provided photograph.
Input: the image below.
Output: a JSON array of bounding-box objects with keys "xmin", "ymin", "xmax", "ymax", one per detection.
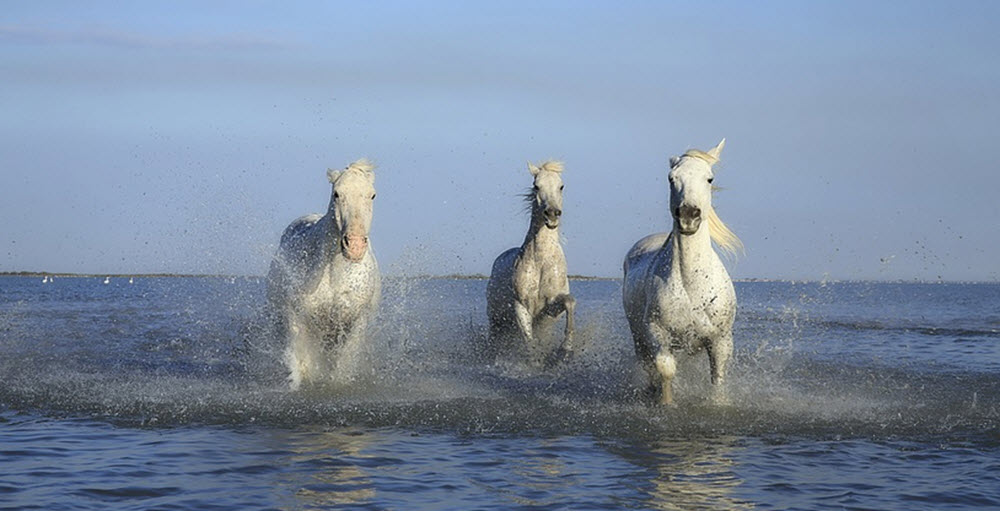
[
  {"xmin": 623, "ymin": 140, "xmax": 741, "ymax": 404},
  {"xmin": 487, "ymin": 161, "xmax": 575, "ymax": 367},
  {"xmin": 267, "ymin": 159, "xmax": 381, "ymax": 389}
]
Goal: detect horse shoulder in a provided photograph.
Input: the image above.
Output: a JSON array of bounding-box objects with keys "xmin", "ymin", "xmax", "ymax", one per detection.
[
  {"xmin": 511, "ymin": 252, "xmax": 539, "ymax": 301},
  {"xmin": 537, "ymin": 245, "xmax": 568, "ymax": 292},
  {"xmin": 698, "ymin": 262, "xmax": 737, "ymax": 328}
]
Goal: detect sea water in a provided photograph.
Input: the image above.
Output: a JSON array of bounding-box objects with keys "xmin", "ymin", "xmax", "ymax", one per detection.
[{"xmin": 1, "ymin": 276, "xmax": 998, "ymax": 510}]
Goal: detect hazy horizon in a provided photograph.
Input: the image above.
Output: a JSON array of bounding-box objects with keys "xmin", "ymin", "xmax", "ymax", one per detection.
[{"xmin": 3, "ymin": 1, "xmax": 998, "ymax": 282}]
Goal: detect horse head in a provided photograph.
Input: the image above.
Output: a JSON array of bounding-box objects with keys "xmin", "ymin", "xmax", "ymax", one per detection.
[
  {"xmin": 326, "ymin": 159, "xmax": 376, "ymax": 262},
  {"xmin": 527, "ymin": 160, "xmax": 565, "ymax": 230},
  {"xmin": 668, "ymin": 139, "xmax": 725, "ymax": 236},
  {"xmin": 667, "ymin": 139, "xmax": 742, "ymax": 256}
]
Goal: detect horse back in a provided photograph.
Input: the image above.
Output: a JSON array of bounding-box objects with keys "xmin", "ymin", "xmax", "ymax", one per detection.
[
  {"xmin": 489, "ymin": 247, "xmax": 520, "ymax": 282},
  {"xmin": 279, "ymin": 214, "xmax": 324, "ymax": 248},
  {"xmin": 624, "ymin": 233, "xmax": 670, "ymax": 271}
]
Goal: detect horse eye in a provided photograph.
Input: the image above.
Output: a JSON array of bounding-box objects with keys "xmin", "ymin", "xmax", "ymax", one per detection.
[
  {"xmin": 371, "ymin": 193, "xmax": 376, "ymax": 200},
  {"xmin": 708, "ymin": 178, "xmax": 714, "ymax": 184},
  {"xmin": 560, "ymin": 185, "xmax": 564, "ymax": 191},
  {"xmin": 533, "ymin": 185, "xmax": 539, "ymax": 191},
  {"xmin": 333, "ymin": 192, "xmax": 340, "ymax": 199}
]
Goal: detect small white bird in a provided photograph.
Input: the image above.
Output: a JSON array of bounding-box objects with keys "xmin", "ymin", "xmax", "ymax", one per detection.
[{"xmin": 103, "ymin": 276, "xmax": 111, "ymax": 285}]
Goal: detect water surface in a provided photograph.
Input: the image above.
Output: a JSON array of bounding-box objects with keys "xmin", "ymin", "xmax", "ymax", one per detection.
[{"xmin": 1, "ymin": 276, "xmax": 998, "ymax": 509}]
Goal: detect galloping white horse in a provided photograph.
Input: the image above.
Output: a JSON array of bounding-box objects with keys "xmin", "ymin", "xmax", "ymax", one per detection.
[
  {"xmin": 622, "ymin": 140, "xmax": 742, "ymax": 404},
  {"xmin": 487, "ymin": 161, "xmax": 575, "ymax": 366},
  {"xmin": 266, "ymin": 159, "xmax": 381, "ymax": 389}
]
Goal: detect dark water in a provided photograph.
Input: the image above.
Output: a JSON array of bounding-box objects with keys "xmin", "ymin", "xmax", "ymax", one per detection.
[{"xmin": 1, "ymin": 276, "xmax": 999, "ymax": 510}]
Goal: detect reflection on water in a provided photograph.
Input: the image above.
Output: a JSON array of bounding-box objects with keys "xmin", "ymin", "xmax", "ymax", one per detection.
[
  {"xmin": 253, "ymin": 428, "xmax": 754, "ymax": 510},
  {"xmin": 272, "ymin": 429, "xmax": 377, "ymax": 509},
  {"xmin": 613, "ymin": 436, "xmax": 753, "ymax": 510}
]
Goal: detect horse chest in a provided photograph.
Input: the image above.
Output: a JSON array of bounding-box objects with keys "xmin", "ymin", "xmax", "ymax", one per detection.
[
  {"xmin": 651, "ymin": 271, "xmax": 733, "ymax": 343},
  {"xmin": 514, "ymin": 267, "xmax": 564, "ymax": 313},
  {"xmin": 301, "ymin": 262, "xmax": 376, "ymax": 322}
]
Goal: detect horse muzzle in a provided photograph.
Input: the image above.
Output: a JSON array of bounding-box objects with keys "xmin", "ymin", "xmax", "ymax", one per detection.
[
  {"xmin": 341, "ymin": 234, "xmax": 368, "ymax": 262},
  {"xmin": 544, "ymin": 207, "xmax": 562, "ymax": 229},
  {"xmin": 674, "ymin": 204, "xmax": 702, "ymax": 235}
]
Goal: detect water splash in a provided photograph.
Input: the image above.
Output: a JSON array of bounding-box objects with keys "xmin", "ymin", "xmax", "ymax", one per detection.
[{"xmin": 0, "ymin": 277, "xmax": 997, "ymax": 441}]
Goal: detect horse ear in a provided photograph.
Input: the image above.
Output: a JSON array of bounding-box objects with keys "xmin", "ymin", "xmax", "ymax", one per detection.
[
  {"xmin": 707, "ymin": 138, "xmax": 726, "ymax": 160},
  {"xmin": 327, "ymin": 168, "xmax": 343, "ymax": 184},
  {"xmin": 669, "ymin": 156, "xmax": 681, "ymax": 168},
  {"xmin": 527, "ymin": 162, "xmax": 540, "ymax": 176}
]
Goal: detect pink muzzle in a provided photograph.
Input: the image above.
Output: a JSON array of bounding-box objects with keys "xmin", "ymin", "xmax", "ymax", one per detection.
[{"xmin": 341, "ymin": 234, "xmax": 368, "ymax": 262}]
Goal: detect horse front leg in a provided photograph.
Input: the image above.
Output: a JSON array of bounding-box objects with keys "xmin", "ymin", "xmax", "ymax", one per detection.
[
  {"xmin": 646, "ymin": 320, "xmax": 678, "ymax": 405},
  {"xmin": 513, "ymin": 300, "xmax": 534, "ymax": 345},
  {"xmin": 706, "ymin": 333, "xmax": 733, "ymax": 405},
  {"xmin": 285, "ymin": 319, "xmax": 317, "ymax": 391},
  {"xmin": 560, "ymin": 293, "xmax": 576, "ymax": 348},
  {"xmin": 542, "ymin": 294, "xmax": 576, "ymax": 369},
  {"xmin": 331, "ymin": 318, "xmax": 367, "ymax": 384}
]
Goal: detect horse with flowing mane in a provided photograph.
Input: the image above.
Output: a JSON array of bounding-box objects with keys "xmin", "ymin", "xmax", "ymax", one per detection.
[
  {"xmin": 622, "ymin": 140, "xmax": 742, "ymax": 404},
  {"xmin": 487, "ymin": 161, "xmax": 575, "ymax": 367},
  {"xmin": 266, "ymin": 159, "xmax": 381, "ymax": 389}
]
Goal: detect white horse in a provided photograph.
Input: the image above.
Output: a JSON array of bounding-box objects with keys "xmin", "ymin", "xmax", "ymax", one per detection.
[
  {"xmin": 487, "ymin": 161, "xmax": 575, "ymax": 367},
  {"xmin": 622, "ymin": 140, "xmax": 742, "ymax": 405},
  {"xmin": 266, "ymin": 159, "xmax": 381, "ymax": 389}
]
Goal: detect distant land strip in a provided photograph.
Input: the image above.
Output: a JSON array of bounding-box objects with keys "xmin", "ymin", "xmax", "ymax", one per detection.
[
  {"xmin": 0, "ymin": 271, "xmax": 250, "ymax": 279},
  {"xmin": 2, "ymin": 271, "xmax": 616, "ymax": 281}
]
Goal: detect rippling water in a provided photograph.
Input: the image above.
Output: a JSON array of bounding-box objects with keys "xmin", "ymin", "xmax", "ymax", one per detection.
[{"xmin": 1, "ymin": 276, "xmax": 998, "ymax": 509}]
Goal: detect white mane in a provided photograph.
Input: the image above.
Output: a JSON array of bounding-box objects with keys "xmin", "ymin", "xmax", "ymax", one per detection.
[
  {"xmin": 346, "ymin": 158, "xmax": 375, "ymax": 173},
  {"xmin": 682, "ymin": 149, "xmax": 743, "ymax": 257},
  {"xmin": 534, "ymin": 160, "xmax": 564, "ymax": 173},
  {"xmin": 682, "ymin": 149, "xmax": 719, "ymax": 166},
  {"xmin": 328, "ymin": 158, "xmax": 375, "ymax": 183}
]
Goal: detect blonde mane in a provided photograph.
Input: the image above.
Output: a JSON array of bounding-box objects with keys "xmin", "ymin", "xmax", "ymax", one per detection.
[
  {"xmin": 682, "ymin": 148, "xmax": 741, "ymax": 257},
  {"xmin": 682, "ymin": 149, "xmax": 719, "ymax": 166},
  {"xmin": 706, "ymin": 204, "xmax": 743, "ymax": 257},
  {"xmin": 346, "ymin": 158, "xmax": 375, "ymax": 173},
  {"xmin": 533, "ymin": 160, "xmax": 564, "ymax": 173},
  {"xmin": 328, "ymin": 158, "xmax": 375, "ymax": 183}
]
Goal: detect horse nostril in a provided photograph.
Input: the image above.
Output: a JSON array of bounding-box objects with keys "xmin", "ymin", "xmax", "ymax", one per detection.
[
  {"xmin": 553, "ymin": 208, "xmax": 562, "ymax": 218},
  {"xmin": 677, "ymin": 205, "xmax": 701, "ymax": 219}
]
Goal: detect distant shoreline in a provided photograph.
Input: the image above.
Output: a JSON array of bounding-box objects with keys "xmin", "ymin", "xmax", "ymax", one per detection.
[
  {"xmin": 1, "ymin": 271, "xmax": 995, "ymax": 285},
  {"xmin": 0, "ymin": 271, "xmax": 251, "ymax": 279},
  {"xmin": 0, "ymin": 271, "xmax": 612, "ymax": 281}
]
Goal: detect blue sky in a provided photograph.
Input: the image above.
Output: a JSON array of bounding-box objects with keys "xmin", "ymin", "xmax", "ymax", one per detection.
[{"xmin": 2, "ymin": 1, "xmax": 998, "ymax": 280}]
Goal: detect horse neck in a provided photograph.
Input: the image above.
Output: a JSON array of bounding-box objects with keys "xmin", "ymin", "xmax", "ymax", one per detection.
[
  {"xmin": 669, "ymin": 224, "xmax": 717, "ymax": 284},
  {"xmin": 521, "ymin": 213, "xmax": 561, "ymax": 260},
  {"xmin": 321, "ymin": 198, "xmax": 342, "ymax": 256}
]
